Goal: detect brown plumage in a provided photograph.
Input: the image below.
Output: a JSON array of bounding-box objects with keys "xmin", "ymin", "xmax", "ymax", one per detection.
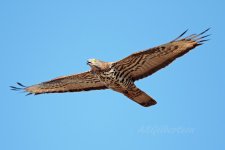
[{"xmin": 11, "ymin": 29, "xmax": 210, "ymax": 107}]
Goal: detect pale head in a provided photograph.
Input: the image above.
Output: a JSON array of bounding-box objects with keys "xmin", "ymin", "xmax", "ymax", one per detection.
[{"xmin": 87, "ymin": 58, "xmax": 106, "ymax": 72}]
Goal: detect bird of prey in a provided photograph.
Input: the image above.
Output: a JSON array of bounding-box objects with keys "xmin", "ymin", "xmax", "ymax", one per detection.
[{"xmin": 11, "ymin": 29, "xmax": 210, "ymax": 107}]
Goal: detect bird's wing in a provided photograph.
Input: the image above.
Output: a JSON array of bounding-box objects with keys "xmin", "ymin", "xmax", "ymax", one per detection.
[
  {"xmin": 112, "ymin": 29, "xmax": 210, "ymax": 81},
  {"xmin": 10, "ymin": 71, "xmax": 107, "ymax": 95}
]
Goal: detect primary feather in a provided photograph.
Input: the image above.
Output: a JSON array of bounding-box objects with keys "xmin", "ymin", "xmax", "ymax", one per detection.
[{"xmin": 11, "ymin": 29, "xmax": 210, "ymax": 107}]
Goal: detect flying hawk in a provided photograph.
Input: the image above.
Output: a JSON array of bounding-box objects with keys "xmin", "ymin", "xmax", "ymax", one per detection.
[{"xmin": 11, "ymin": 29, "xmax": 210, "ymax": 107}]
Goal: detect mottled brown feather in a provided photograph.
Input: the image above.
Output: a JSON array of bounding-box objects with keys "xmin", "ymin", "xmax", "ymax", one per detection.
[
  {"xmin": 113, "ymin": 29, "xmax": 209, "ymax": 81},
  {"xmin": 25, "ymin": 71, "xmax": 107, "ymax": 94},
  {"xmin": 10, "ymin": 29, "xmax": 210, "ymax": 107},
  {"xmin": 122, "ymin": 87, "xmax": 157, "ymax": 107}
]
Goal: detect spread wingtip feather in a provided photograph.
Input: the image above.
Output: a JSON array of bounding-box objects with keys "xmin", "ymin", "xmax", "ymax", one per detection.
[{"xmin": 10, "ymin": 82, "xmax": 33, "ymax": 96}]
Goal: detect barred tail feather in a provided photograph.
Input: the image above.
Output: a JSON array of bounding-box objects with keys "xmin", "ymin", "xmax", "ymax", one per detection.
[
  {"xmin": 123, "ymin": 87, "xmax": 157, "ymax": 107},
  {"xmin": 132, "ymin": 91, "xmax": 157, "ymax": 107}
]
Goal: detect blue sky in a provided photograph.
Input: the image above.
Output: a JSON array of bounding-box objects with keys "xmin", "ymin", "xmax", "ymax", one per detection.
[{"xmin": 1, "ymin": 0, "xmax": 225, "ymax": 150}]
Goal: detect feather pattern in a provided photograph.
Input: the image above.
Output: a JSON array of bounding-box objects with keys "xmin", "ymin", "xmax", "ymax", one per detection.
[
  {"xmin": 11, "ymin": 71, "xmax": 107, "ymax": 95},
  {"xmin": 11, "ymin": 29, "xmax": 210, "ymax": 107},
  {"xmin": 112, "ymin": 29, "xmax": 210, "ymax": 81}
]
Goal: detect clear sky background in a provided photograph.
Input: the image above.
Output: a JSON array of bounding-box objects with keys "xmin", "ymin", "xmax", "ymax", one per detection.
[{"xmin": 1, "ymin": 0, "xmax": 225, "ymax": 150}]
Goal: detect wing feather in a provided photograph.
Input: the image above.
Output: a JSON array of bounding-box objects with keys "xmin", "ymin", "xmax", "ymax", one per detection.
[
  {"xmin": 11, "ymin": 71, "xmax": 107, "ymax": 95},
  {"xmin": 112, "ymin": 29, "xmax": 210, "ymax": 81}
]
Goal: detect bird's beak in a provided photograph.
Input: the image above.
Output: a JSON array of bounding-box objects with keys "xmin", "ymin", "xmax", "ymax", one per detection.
[{"xmin": 87, "ymin": 61, "xmax": 91, "ymax": 65}]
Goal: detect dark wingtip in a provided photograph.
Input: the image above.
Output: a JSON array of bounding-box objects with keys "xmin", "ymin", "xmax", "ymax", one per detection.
[
  {"xmin": 10, "ymin": 82, "xmax": 32, "ymax": 96},
  {"xmin": 17, "ymin": 82, "xmax": 26, "ymax": 87},
  {"xmin": 180, "ymin": 28, "xmax": 211, "ymax": 45},
  {"xmin": 171, "ymin": 29, "xmax": 189, "ymax": 42},
  {"xmin": 180, "ymin": 29, "xmax": 189, "ymax": 37},
  {"xmin": 198, "ymin": 39, "xmax": 210, "ymax": 43},
  {"xmin": 195, "ymin": 28, "xmax": 211, "ymax": 45},
  {"xmin": 26, "ymin": 93, "xmax": 33, "ymax": 96},
  {"xmin": 195, "ymin": 28, "xmax": 211, "ymax": 37},
  {"xmin": 10, "ymin": 82, "xmax": 27, "ymax": 90},
  {"xmin": 10, "ymin": 85, "xmax": 23, "ymax": 91},
  {"xmin": 199, "ymin": 28, "xmax": 211, "ymax": 35}
]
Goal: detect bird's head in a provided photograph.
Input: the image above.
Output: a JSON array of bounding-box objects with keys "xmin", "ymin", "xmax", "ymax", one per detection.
[{"xmin": 87, "ymin": 58, "xmax": 105, "ymax": 72}]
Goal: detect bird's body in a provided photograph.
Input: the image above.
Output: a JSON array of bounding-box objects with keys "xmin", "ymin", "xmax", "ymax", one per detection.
[
  {"xmin": 11, "ymin": 29, "xmax": 210, "ymax": 107},
  {"xmin": 91, "ymin": 63, "xmax": 157, "ymax": 106}
]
